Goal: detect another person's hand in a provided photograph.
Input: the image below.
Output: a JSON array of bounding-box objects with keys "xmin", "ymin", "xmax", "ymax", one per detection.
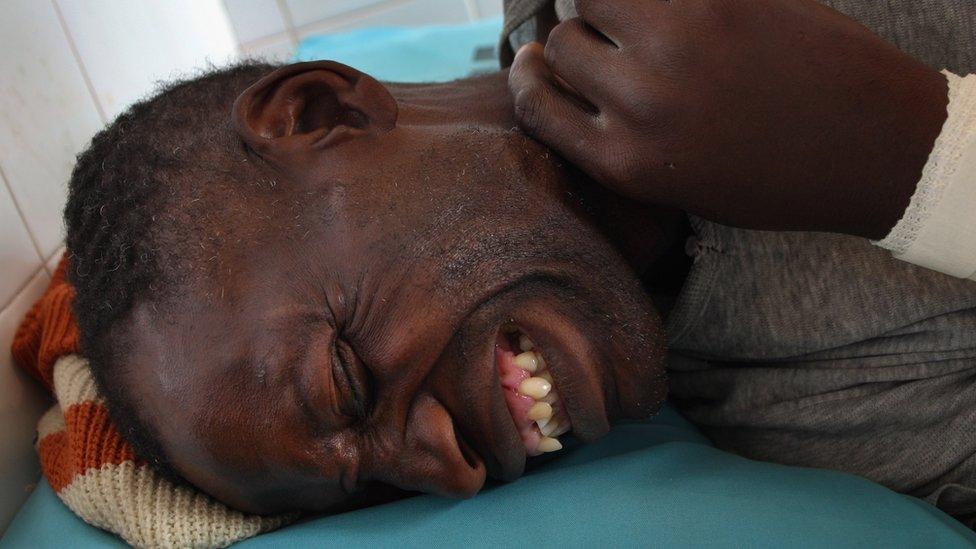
[{"xmin": 509, "ymin": 0, "xmax": 950, "ymax": 239}]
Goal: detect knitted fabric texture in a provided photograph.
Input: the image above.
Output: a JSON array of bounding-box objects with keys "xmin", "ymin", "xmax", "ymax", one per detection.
[{"xmin": 12, "ymin": 256, "xmax": 290, "ymax": 548}]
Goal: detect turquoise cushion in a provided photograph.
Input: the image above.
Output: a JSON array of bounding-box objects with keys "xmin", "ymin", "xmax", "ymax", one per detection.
[{"xmin": 4, "ymin": 407, "xmax": 974, "ymax": 548}]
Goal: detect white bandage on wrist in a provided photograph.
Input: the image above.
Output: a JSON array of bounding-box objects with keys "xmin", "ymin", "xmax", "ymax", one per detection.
[{"xmin": 875, "ymin": 71, "xmax": 976, "ymax": 280}]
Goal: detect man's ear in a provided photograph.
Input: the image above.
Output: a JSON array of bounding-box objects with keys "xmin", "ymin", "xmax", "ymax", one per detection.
[{"xmin": 232, "ymin": 60, "xmax": 398, "ymax": 165}]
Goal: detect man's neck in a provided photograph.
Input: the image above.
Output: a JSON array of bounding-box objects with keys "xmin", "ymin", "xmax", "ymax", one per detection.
[
  {"xmin": 391, "ymin": 70, "xmax": 691, "ymax": 294},
  {"xmin": 390, "ymin": 70, "xmax": 517, "ymax": 130}
]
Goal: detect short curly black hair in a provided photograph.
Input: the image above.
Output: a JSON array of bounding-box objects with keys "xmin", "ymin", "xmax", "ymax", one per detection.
[{"xmin": 64, "ymin": 61, "xmax": 280, "ymax": 480}]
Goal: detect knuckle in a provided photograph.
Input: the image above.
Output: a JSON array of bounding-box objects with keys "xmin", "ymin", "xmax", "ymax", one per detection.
[
  {"xmin": 544, "ymin": 20, "xmax": 574, "ymax": 62},
  {"xmin": 613, "ymin": 87, "xmax": 662, "ymax": 125},
  {"xmin": 543, "ymin": 41, "xmax": 558, "ymax": 68},
  {"xmin": 547, "ymin": 19, "xmax": 570, "ymax": 44},
  {"xmin": 642, "ymin": 26, "xmax": 694, "ymax": 70},
  {"xmin": 613, "ymin": 79, "xmax": 685, "ymax": 131},
  {"xmin": 513, "ymin": 85, "xmax": 549, "ymax": 131},
  {"xmin": 565, "ymin": 17, "xmax": 589, "ymax": 37}
]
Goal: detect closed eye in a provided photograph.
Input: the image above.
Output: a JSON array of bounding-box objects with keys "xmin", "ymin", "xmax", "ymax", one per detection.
[{"xmin": 333, "ymin": 338, "xmax": 372, "ymax": 421}]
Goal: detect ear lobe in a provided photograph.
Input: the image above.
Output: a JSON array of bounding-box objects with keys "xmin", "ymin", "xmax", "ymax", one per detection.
[{"xmin": 232, "ymin": 61, "xmax": 398, "ymax": 163}]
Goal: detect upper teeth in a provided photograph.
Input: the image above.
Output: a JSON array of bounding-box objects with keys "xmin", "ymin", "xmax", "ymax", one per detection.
[
  {"xmin": 519, "ymin": 377, "xmax": 551, "ymax": 399},
  {"xmin": 527, "ymin": 402, "xmax": 552, "ymax": 421},
  {"xmin": 513, "ymin": 352, "xmax": 539, "ymax": 373},
  {"xmin": 511, "ymin": 333, "xmax": 570, "ymax": 454}
]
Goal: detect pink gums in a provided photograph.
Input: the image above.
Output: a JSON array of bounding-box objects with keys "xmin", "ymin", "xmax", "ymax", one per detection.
[{"xmin": 495, "ymin": 336, "xmax": 543, "ymax": 456}]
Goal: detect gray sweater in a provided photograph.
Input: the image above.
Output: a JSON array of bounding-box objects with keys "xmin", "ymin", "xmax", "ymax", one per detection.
[{"xmin": 500, "ymin": 0, "xmax": 976, "ymax": 527}]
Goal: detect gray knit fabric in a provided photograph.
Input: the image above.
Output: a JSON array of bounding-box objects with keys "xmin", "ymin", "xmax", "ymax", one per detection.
[
  {"xmin": 500, "ymin": 0, "xmax": 976, "ymax": 527},
  {"xmin": 667, "ymin": 218, "xmax": 976, "ymax": 527}
]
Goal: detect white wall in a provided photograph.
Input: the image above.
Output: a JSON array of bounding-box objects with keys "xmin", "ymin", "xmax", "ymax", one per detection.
[{"xmin": 0, "ymin": 0, "xmax": 504, "ymax": 534}]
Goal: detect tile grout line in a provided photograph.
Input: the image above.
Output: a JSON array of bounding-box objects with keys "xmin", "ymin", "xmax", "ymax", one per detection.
[
  {"xmin": 0, "ymin": 4, "xmax": 60, "ymax": 266},
  {"xmin": 239, "ymin": 31, "xmax": 291, "ymax": 53},
  {"xmin": 0, "ymin": 1, "xmax": 89, "ymax": 314},
  {"xmin": 238, "ymin": 31, "xmax": 292, "ymax": 54},
  {"xmin": 48, "ymin": 0, "xmax": 101, "ymax": 281},
  {"xmin": 51, "ymin": 0, "xmax": 108, "ymax": 125},
  {"xmin": 291, "ymin": 0, "xmax": 419, "ymax": 40},
  {"xmin": 0, "ymin": 162, "xmax": 46, "ymax": 274},
  {"xmin": 0, "ymin": 265, "xmax": 49, "ymax": 314},
  {"xmin": 238, "ymin": 0, "xmax": 495, "ymax": 56},
  {"xmin": 220, "ymin": 0, "xmax": 246, "ymax": 56},
  {"xmin": 274, "ymin": 0, "xmax": 301, "ymax": 49},
  {"xmin": 462, "ymin": 0, "xmax": 481, "ymax": 20},
  {"xmin": 44, "ymin": 246, "xmax": 66, "ymax": 277},
  {"xmin": 238, "ymin": 0, "xmax": 417, "ymax": 52}
]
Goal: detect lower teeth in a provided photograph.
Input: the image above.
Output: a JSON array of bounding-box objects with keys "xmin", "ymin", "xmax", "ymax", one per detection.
[
  {"xmin": 527, "ymin": 402, "xmax": 552, "ymax": 421},
  {"xmin": 537, "ymin": 437, "xmax": 562, "ymax": 452}
]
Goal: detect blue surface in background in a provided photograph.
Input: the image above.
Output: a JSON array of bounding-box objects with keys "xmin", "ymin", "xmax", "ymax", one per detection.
[{"xmin": 295, "ymin": 17, "xmax": 503, "ymax": 82}]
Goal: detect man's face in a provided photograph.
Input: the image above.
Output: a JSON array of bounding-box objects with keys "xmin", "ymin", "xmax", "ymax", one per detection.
[{"xmin": 123, "ymin": 65, "xmax": 667, "ymax": 514}]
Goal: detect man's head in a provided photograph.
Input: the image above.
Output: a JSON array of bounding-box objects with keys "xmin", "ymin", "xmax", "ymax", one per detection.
[{"xmin": 65, "ymin": 60, "xmax": 667, "ymax": 514}]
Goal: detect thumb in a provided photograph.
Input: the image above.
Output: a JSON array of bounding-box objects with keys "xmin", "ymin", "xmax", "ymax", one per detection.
[{"xmin": 509, "ymin": 43, "xmax": 603, "ymax": 171}]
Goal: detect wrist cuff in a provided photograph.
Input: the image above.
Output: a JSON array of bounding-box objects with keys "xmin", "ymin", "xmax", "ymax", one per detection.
[{"xmin": 875, "ymin": 71, "xmax": 976, "ymax": 280}]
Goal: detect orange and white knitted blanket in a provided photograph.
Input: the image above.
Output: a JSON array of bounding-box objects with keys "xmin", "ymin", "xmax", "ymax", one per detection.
[{"xmin": 12, "ymin": 257, "xmax": 288, "ymax": 548}]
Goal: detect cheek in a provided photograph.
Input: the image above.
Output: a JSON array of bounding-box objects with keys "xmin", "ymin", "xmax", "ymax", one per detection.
[
  {"xmin": 167, "ymin": 377, "xmax": 359, "ymax": 514},
  {"xmin": 222, "ymin": 427, "xmax": 359, "ymax": 514}
]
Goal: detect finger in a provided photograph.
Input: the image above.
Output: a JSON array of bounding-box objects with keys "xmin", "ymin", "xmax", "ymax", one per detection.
[
  {"xmin": 509, "ymin": 43, "xmax": 602, "ymax": 166},
  {"xmin": 545, "ymin": 18, "xmax": 618, "ymax": 106},
  {"xmin": 575, "ymin": 0, "xmax": 668, "ymax": 47}
]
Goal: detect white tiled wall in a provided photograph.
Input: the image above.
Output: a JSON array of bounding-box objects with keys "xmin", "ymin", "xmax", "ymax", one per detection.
[
  {"xmin": 228, "ymin": 0, "xmax": 504, "ymax": 62},
  {"xmin": 57, "ymin": 0, "xmax": 237, "ymax": 120},
  {"xmin": 0, "ymin": 0, "xmax": 505, "ymax": 534},
  {"xmin": 0, "ymin": 1, "xmax": 104, "ymax": 264}
]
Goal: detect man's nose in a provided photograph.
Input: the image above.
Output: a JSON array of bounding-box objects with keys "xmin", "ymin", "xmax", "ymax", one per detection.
[{"xmin": 372, "ymin": 393, "xmax": 486, "ymax": 498}]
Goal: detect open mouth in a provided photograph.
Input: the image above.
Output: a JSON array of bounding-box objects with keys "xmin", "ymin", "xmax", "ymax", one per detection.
[{"xmin": 495, "ymin": 324, "xmax": 573, "ymax": 456}]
